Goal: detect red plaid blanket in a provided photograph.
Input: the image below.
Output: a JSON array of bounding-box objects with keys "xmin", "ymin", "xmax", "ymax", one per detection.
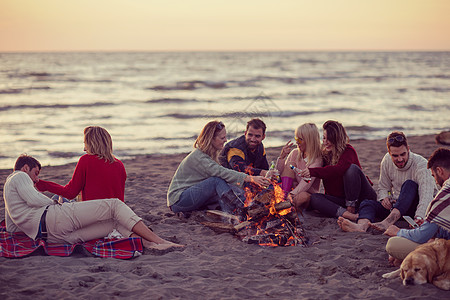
[{"xmin": 0, "ymin": 220, "xmax": 143, "ymax": 259}]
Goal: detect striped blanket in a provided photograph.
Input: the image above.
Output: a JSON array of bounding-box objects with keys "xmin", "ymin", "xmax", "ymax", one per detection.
[
  {"xmin": 426, "ymin": 179, "xmax": 450, "ymax": 232},
  {"xmin": 0, "ymin": 220, "xmax": 143, "ymax": 259}
]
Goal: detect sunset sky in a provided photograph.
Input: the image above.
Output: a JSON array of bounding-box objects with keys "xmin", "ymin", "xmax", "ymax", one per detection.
[{"xmin": 1, "ymin": 0, "xmax": 449, "ymax": 52}]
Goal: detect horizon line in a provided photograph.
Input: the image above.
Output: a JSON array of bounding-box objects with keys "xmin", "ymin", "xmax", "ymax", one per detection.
[{"xmin": 1, "ymin": 49, "xmax": 449, "ymax": 54}]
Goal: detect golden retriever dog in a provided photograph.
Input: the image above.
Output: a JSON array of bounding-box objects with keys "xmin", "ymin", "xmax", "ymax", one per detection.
[{"xmin": 384, "ymin": 239, "xmax": 450, "ymax": 290}]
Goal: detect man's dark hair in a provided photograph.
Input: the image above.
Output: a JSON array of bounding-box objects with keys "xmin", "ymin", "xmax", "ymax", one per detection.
[
  {"xmin": 246, "ymin": 118, "xmax": 266, "ymax": 134},
  {"xmin": 386, "ymin": 131, "xmax": 408, "ymax": 149},
  {"xmin": 14, "ymin": 155, "xmax": 41, "ymax": 171},
  {"xmin": 427, "ymin": 148, "xmax": 450, "ymax": 170}
]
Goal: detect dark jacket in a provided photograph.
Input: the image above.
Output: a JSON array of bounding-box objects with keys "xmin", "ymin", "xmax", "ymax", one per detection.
[{"xmin": 219, "ymin": 135, "xmax": 269, "ymax": 176}]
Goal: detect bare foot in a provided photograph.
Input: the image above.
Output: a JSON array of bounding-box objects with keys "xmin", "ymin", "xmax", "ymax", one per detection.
[
  {"xmin": 342, "ymin": 211, "xmax": 359, "ymax": 222},
  {"xmin": 369, "ymin": 221, "xmax": 389, "ymax": 232},
  {"xmin": 142, "ymin": 239, "xmax": 184, "ymax": 250},
  {"xmin": 337, "ymin": 217, "xmax": 367, "ymax": 233}
]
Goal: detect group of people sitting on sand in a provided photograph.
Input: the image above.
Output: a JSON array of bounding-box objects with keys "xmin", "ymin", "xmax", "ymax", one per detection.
[{"xmin": 3, "ymin": 119, "xmax": 450, "ymax": 266}]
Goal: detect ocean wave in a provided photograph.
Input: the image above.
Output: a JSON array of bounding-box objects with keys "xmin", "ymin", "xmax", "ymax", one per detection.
[
  {"xmin": 417, "ymin": 87, "xmax": 450, "ymax": 93},
  {"xmin": 147, "ymin": 80, "xmax": 228, "ymax": 91},
  {"xmin": 328, "ymin": 90, "xmax": 344, "ymax": 95},
  {"xmin": 146, "ymin": 98, "xmax": 201, "ymax": 104},
  {"xmin": 145, "ymin": 74, "xmax": 383, "ymax": 91},
  {"xmin": 0, "ymin": 101, "xmax": 114, "ymax": 112},
  {"xmin": 427, "ymin": 74, "xmax": 450, "ymax": 79},
  {"xmin": 152, "ymin": 135, "xmax": 197, "ymax": 141},
  {"xmin": 48, "ymin": 151, "xmax": 82, "ymax": 158},
  {"xmin": 7, "ymin": 71, "xmax": 113, "ymax": 83},
  {"xmin": 404, "ymin": 104, "xmax": 430, "ymax": 111},
  {"xmin": 8, "ymin": 72, "xmax": 65, "ymax": 78},
  {"xmin": 0, "ymin": 86, "xmax": 51, "ymax": 94},
  {"xmin": 159, "ymin": 108, "xmax": 361, "ymax": 120},
  {"xmin": 345, "ymin": 125, "xmax": 379, "ymax": 132}
]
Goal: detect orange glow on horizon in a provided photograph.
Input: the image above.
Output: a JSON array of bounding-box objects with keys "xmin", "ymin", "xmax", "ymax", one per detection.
[{"xmin": 0, "ymin": 0, "xmax": 449, "ymax": 52}]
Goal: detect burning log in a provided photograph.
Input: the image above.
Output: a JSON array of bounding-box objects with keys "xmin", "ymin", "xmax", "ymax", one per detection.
[
  {"xmin": 242, "ymin": 233, "xmax": 289, "ymax": 246},
  {"xmin": 247, "ymin": 200, "xmax": 292, "ymax": 220},
  {"xmin": 193, "ymin": 184, "xmax": 308, "ymax": 247}
]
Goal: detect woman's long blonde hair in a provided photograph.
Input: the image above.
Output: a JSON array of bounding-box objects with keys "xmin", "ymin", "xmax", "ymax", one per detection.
[
  {"xmin": 84, "ymin": 126, "xmax": 116, "ymax": 163},
  {"xmin": 295, "ymin": 123, "xmax": 322, "ymax": 167},
  {"xmin": 322, "ymin": 120, "xmax": 348, "ymax": 166},
  {"xmin": 194, "ymin": 120, "xmax": 224, "ymax": 162}
]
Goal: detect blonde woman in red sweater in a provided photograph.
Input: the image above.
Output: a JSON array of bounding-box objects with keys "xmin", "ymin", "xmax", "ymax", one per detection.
[{"xmin": 36, "ymin": 126, "xmax": 126, "ymax": 202}]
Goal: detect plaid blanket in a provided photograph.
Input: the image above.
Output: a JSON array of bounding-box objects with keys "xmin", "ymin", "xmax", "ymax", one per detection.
[{"xmin": 0, "ymin": 220, "xmax": 143, "ymax": 259}]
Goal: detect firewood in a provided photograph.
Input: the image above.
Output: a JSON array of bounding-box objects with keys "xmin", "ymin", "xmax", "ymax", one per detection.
[
  {"xmin": 274, "ymin": 201, "xmax": 292, "ymax": 211},
  {"xmin": 200, "ymin": 221, "xmax": 237, "ymax": 234},
  {"xmin": 234, "ymin": 220, "xmax": 252, "ymax": 231},
  {"xmin": 205, "ymin": 210, "xmax": 240, "ymax": 223},
  {"xmin": 247, "ymin": 200, "xmax": 292, "ymax": 219},
  {"xmin": 253, "ymin": 190, "xmax": 274, "ymax": 204}
]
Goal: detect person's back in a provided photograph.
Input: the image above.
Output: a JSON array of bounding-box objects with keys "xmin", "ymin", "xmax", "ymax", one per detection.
[
  {"xmin": 37, "ymin": 154, "xmax": 126, "ymax": 201},
  {"xmin": 82, "ymin": 154, "xmax": 126, "ymax": 201},
  {"xmin": 36, "ymin": 126, "xmax": 127, "ymax": 201}
]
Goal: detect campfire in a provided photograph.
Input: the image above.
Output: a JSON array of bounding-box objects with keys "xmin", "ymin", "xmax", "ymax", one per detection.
[{"xmin": 196, "ymin": 182, "xmax": 308, "ymax": 247}]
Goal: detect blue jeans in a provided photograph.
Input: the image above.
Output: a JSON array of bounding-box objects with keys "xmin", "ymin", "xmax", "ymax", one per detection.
[
  {"xmin": 309, "ymin": 164, "xmax": 376, "ymax": 218},
  {"xmin": 171, "ymin": 177, "xmax": 235, "ymax": 213},
  {"xmin": 358, "ymin": 180, "xmax": 419, "ymax": 222}
]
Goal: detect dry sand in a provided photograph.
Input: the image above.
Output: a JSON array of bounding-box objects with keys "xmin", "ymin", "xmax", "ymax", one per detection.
[{"xmin": 1, "ymin": 134, "xmax": 449, "ymax": 299}]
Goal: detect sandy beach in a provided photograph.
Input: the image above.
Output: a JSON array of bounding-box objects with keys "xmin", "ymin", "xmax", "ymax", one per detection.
[{"xmin": 1, "ymin": 134, "xmax": 449, "ymax": 299}]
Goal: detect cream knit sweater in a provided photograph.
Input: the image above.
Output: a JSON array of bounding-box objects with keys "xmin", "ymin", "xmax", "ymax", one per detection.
[
  {"xmin": 377, "ymin": 151, "xmax": 437, "ymax": 218},
  {"xmin": 3, "ymin": 171, "xmax": 54, "ymax": 239}
]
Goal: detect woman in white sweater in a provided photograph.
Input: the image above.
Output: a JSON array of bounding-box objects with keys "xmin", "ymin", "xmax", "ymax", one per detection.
[{"xmin": 276, "ymin": 123, "xmax": 323, "ymax": 212}]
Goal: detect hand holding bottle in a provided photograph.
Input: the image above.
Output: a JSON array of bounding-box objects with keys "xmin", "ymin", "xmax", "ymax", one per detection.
[{"xmin": 290, "ymin": 165, "xmax": 311, "ymax": 182}]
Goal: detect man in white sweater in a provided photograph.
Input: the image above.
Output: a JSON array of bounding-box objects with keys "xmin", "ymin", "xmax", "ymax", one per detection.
[
  {"xmin": 338, "ymin": 131, "xmax": 437, "ymax": 233},
  {"xmin": 3, "ymin": 154, "xmax": 182, "ymax": 249}
]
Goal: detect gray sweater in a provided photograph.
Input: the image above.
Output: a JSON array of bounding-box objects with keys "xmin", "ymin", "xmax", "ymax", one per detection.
[{"xmin": 167, "ymin": 148, "xmax": 247, "ymax": 206}]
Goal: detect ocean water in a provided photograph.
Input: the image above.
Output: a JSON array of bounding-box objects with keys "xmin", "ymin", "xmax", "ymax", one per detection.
[{"xmin": 0, "ymin": 51, "xmax": 448, "ymax": 169}]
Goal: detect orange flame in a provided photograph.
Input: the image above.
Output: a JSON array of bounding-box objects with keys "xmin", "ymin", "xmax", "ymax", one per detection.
[{"xmin": 240, "ymin": 179, "xmax": 302, "ymax": 247}]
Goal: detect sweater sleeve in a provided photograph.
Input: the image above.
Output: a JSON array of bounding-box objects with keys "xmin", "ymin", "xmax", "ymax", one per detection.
[
  {"xmin": 414, "ymin": 167, "xmax": 437, "ymax": 218},
  {"xmin": 377, "ymin": 153, "xmax": 392, "ymax": 201},
  {"xmin": 309, "ymin": 145, "xmax": 355, "ymax": 179},
  {"xmin": 15, "ymin": 173, "xmax": 54, "ymax": 207},
  {"xmin": 291, "ymin": 157, "xmax": 322, "ymax": 195},
  {"xmin": 197, "ymin": 153, "xmax": 247, "ymax": 187},
  {"xmin": 36, "ymin": 157, "xmax": 86, "ymax": 199}
]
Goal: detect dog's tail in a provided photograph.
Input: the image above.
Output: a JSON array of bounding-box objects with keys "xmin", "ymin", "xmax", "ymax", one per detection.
[{"xmin": 382, "ymin": 268, "xmax": 401, "ymax": 279}]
